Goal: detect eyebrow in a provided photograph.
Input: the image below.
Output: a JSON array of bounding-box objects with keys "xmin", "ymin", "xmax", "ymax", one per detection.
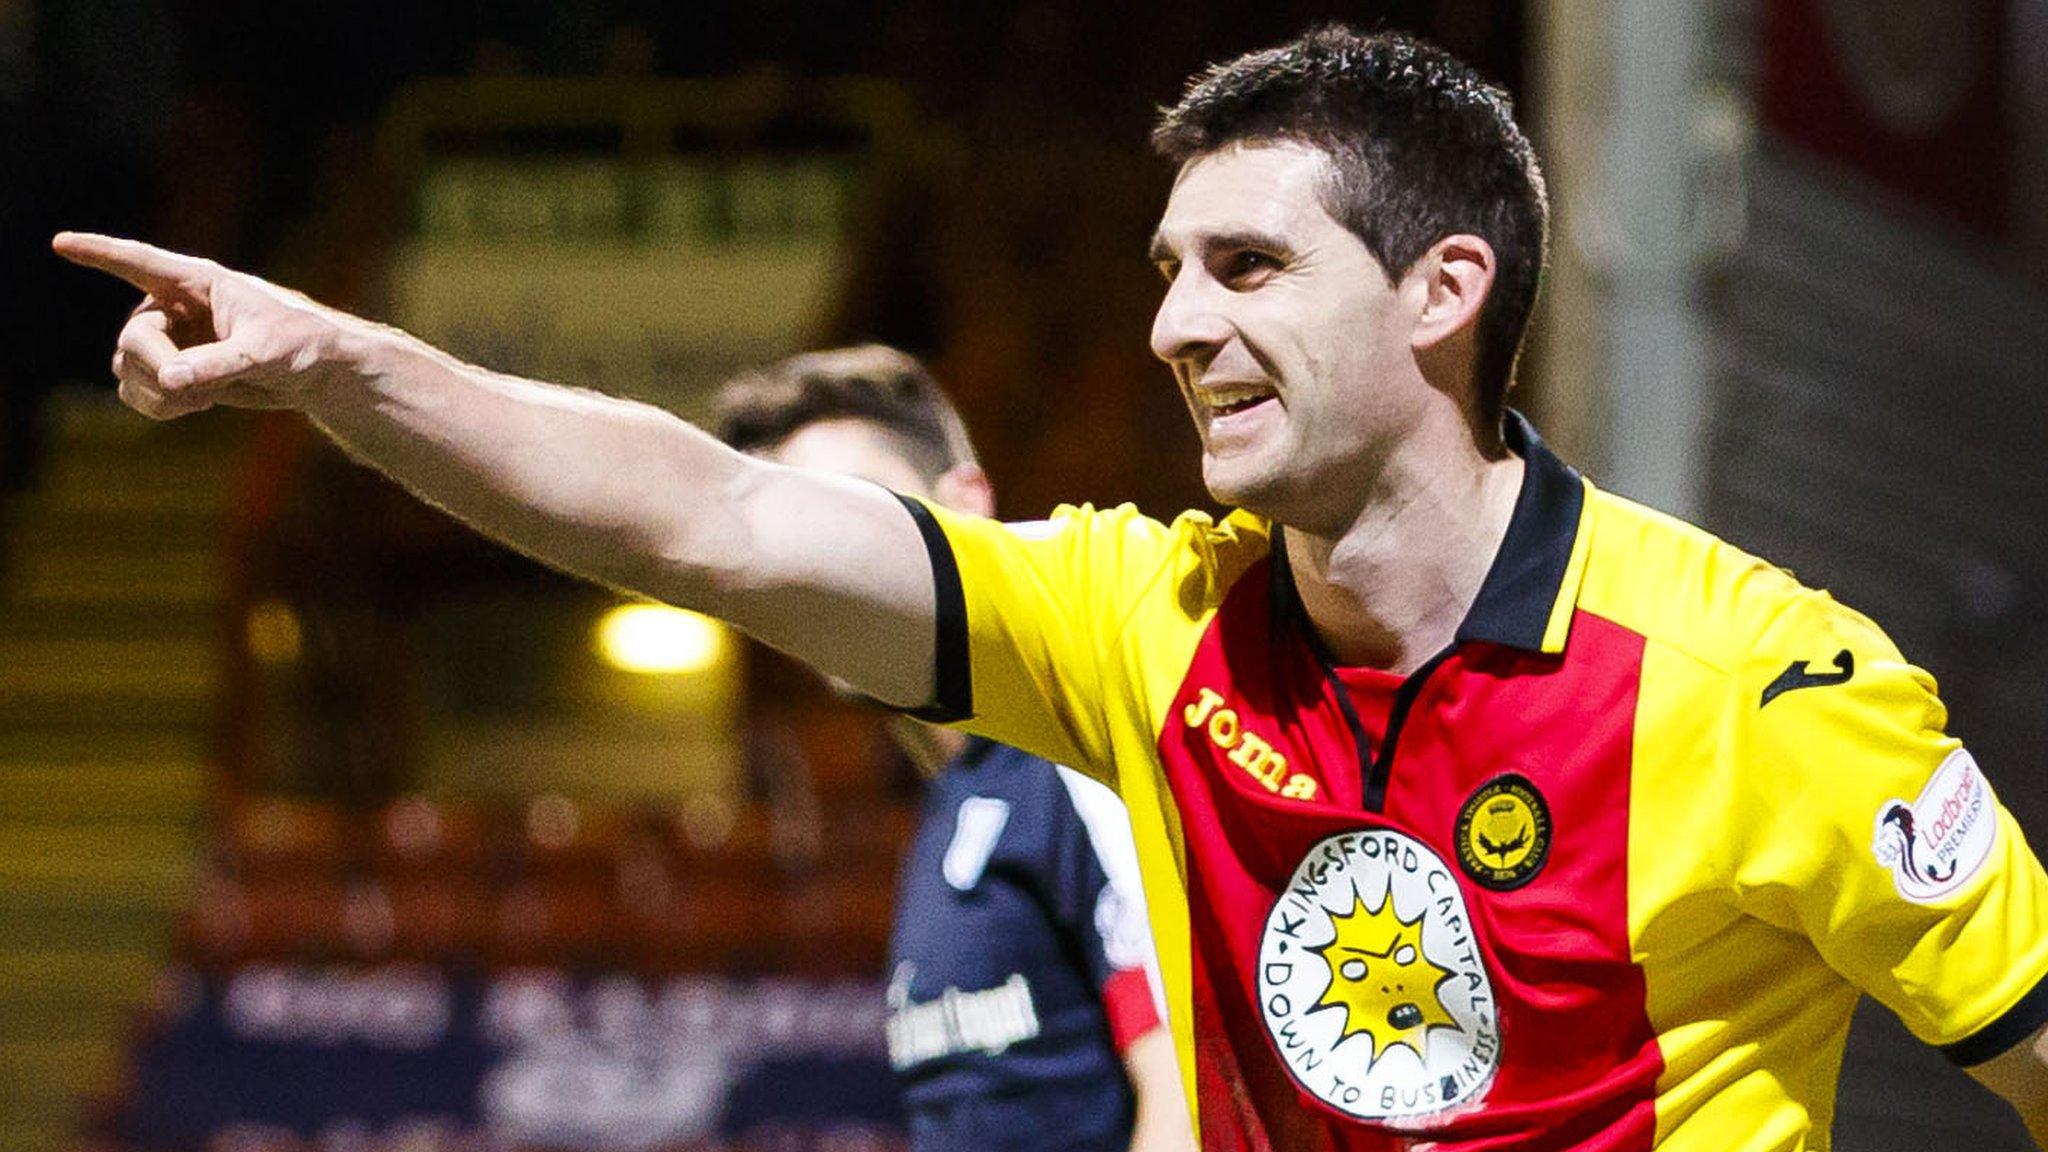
[{"xmin": 1146, "ymin": 227, "xmax": 1293, "ymax": 266}]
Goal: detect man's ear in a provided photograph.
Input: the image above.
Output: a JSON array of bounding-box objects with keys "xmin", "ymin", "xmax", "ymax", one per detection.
[
  {"xmin": 1407, "ymin": 234, "xmax": 1496, "ymax": 355},
  {"xmin": 932, "ymin": 463, "xmax": 996, "ymax": 518}
]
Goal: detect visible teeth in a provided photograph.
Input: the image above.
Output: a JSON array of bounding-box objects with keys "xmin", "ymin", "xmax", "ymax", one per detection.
[{"xmin": 1203, "ymin": 384, "xmax": 1274, "ymax": 410}]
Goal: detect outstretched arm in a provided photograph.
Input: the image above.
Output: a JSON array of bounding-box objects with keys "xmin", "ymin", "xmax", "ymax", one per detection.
[
  {"xmin": 1969, "ymin": 1023, "xmax": 2048, "ymax": 1148},
  {"xmin": 54, "ymin": 232, "xmax": 941, "ymax": 708},
  {"xmin": 1122, "ymin": 1026, "xmax": 1196, "ymax": 1152}
]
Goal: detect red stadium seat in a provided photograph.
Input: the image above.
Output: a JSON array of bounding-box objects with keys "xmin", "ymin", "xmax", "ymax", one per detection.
[
  {"xmin": 368, "ymin": 795, "xmax": 493, "ymax": 879},
  {"xmin": 491, "ymin": 878, "xmax": 636, "ymax": 971},
  {"xmin": 384, "ymin": 874, "xmax": 493, "ymax": 966},
  {"xmin": 643, "ymin": 876, "xmax": 784, "ymax": 975},
  {"xmin": 181, "ymin": 874, "xmax": 368, "ymax": 964},
  {"xmin": 218, "ymin": 796, "xmax": 359, "ymax": 880},
  {"xmin": 776, "ymin": 870, "xmax": 895, "ymax": 977},
  {"xmin": 511, "ymin": 795, "xmax": 628, "ymax": 885}
]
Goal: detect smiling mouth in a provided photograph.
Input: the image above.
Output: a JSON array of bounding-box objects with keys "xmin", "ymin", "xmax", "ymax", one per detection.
[{"xmin": 1201, "ymin": 384, "xmax": 1277, "ymax": 418}]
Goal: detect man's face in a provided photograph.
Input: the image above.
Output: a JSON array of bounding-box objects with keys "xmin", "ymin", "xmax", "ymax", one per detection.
[{"xmin": 1149, "ymin": 143, "xmax": 1422, "ymax": 528}]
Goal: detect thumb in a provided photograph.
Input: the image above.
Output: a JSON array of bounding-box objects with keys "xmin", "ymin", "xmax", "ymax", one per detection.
[{"xmin": 162, "ymin": 340, "xmax": 261, "ymax": 390}]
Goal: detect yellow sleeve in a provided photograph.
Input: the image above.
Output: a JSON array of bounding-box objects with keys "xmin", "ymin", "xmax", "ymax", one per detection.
[
  {"xmin": 1733, "ymin": 596, "xmax": 2048, "ymax": 1063},
  {"xmin": 894, "ymin": 495, "xmax": 1252, "ymax": 783}
]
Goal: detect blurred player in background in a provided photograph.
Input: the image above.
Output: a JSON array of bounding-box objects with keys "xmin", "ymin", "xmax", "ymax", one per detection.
[
  {"xmin": 713, "ymin": 345, "xmax": 1192, "ymax": 1152},
  {"xmin": 56, "ymin": 22, "xmax": 2048, "ymax": 1152}
]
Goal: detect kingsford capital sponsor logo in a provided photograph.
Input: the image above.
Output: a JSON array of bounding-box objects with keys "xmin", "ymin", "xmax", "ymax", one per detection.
[
  {"xmin": 1258, "ymin": 829, "xmax": 1499, "ymax": 1123},
  {"xmin": 1872, "ymin": 748, "xmax": 1998, "ymax": 903}
]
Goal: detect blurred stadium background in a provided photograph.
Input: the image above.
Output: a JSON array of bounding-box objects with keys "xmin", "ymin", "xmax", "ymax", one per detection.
[{"xmin": 0, "ymin": 1, "xmax": 2043, "ymax": 1150}]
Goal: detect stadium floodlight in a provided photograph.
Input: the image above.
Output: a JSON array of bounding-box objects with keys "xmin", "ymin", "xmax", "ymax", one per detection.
[{"xmin": 594, "ymin": 603, "xmax": 726, "ymax": 675}]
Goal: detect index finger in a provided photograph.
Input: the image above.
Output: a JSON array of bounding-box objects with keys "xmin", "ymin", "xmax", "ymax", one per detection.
[{"xmin": 51, "ymin": 232, "xmax": 213, "ymax": 295}]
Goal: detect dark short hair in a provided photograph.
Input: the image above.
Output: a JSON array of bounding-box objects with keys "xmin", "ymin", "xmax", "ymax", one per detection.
[
  {"xmin": 712, "ymin": 344, "xmax": 979, "ymax": 482},
  {"xmin": 1152, "ymin": 25, "xmax": 1548, "ymax": 431}
]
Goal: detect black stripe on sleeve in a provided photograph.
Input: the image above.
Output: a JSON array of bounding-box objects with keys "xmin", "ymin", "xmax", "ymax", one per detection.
[
  {"xmin": 894, "ymin": 494, "xmax": 973, "ymax": 723},
  {"xmin": 1941, "ymin": 970, "xmax": 2048, "ymax": 1067}
]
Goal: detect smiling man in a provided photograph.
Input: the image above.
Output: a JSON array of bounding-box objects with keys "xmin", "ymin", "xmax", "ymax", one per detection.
[{"xmin": 54, "ymin": 24, "xmax": 2048, "ymax": 1152}]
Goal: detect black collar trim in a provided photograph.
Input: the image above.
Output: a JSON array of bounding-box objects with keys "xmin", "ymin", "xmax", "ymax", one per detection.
[
  {"xmin": 1455, "ymin": 411, "xmax": 1586, "ymax": 652},
  {"xmin": 1270, "ymin": 411, "xmax": 1586, "ymax": 658}
]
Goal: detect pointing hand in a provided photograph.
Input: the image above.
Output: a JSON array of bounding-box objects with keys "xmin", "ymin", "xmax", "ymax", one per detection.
[{"xmin": 52, "ymin": 232, "xmax": 365, "ymax": 420}]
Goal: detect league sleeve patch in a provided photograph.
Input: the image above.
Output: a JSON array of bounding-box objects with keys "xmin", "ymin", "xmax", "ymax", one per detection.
[{"xmin": 1871, "ymin": 748, "xmax": 1997, "ymax": 904}]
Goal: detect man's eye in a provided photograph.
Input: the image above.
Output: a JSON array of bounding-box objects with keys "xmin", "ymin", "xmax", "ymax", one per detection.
[
  {"xmin": 1224, "ymin": 251, "xmax": 1280, "ymax": 282},
  {"xmin": 1155, "ymin": 261, "xmax": 1179, "ymax": 284}
]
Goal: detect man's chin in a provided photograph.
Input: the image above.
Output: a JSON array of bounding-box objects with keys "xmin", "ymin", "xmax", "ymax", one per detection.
[
  {"xmin": 1202, "ymin": 457, "xmax": 1281, "ymax": 514},
  {"xmin": 1205, "ymin": 462, "xmax": 1329, "ymax": 533}
]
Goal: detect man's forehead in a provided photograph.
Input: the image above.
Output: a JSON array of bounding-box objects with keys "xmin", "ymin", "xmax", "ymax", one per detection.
[
  {"xmin": 1151, "ymin": 142, "xmax": 1336, "ymax": 254},
  {"xmin": 767, "ymin": 418, "xmax": 924, "ymax": 486}
]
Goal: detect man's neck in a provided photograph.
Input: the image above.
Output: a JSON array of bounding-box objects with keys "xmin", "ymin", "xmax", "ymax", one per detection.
[
  {"xmin": 888, "ymin": 716, "xmax": 970, "ymax": 779},
  {"xmin": 1285, "ymin": 428, "xmax": 1525, "ymax": 676}
]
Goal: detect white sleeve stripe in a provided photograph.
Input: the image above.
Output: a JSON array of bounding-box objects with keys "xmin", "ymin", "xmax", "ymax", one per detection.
[{"xmin": 1053, "ymin": 764, "xmax": 1168, "ymax": 1021}]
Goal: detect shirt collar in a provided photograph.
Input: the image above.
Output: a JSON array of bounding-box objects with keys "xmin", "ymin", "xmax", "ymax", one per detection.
[
  {"xmin": 1455, "ymin": 411, "xmax": 1592, "ymax": 654},
  {"xmin": 1270, "ymin": 410, "xmax": 1592, "ymax": 659}
]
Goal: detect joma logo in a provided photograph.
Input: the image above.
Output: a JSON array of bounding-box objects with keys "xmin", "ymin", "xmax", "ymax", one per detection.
[{"xmin": 1184, "ymin": 687, "xmax": 1318, "ymax": 800}]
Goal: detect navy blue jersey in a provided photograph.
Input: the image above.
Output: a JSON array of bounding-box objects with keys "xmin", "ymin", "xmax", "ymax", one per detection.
[{"xmin": 887, "ymin": 738, "xmax": 1161, "ymax": 1151}]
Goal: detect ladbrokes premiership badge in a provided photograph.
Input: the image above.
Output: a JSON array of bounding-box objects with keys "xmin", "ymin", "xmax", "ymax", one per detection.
[
  {"xmin": 1258, "ymin": 830, "xmax": 1500, "ymax": 1122},
  {"xmin": 1872, "ymin": 748, "xmax": 1997, "ymax": 904}
]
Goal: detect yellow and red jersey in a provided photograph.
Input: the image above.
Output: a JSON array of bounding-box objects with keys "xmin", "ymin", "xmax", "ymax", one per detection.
[{"xmin": 895, "ymin": 414, "xmax": 2048, "ymax": 1151}]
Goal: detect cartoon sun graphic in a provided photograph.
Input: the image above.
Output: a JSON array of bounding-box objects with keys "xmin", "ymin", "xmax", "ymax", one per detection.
[{"xmin": 1312, "ymin": 892, "xmax": 1459, "ymax": 1066}]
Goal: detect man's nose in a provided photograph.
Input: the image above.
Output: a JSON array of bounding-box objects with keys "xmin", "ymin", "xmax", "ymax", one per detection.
[{"xmin": 1149, "ymin": 268, "xmax": 1232, "ymax": 365}]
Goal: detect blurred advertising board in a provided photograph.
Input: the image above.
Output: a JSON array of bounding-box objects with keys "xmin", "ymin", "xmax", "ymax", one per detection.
[
  {"xmin": 375, "ymin": 76, "xmax": 920, "ymax": 418},
  {"xmin": 121, "ymin": 964, "xmax": 902, "ymax": 1151},
  {"xmin": 388, "ymin": 155, "xmax": 852, "ymax": 421}
]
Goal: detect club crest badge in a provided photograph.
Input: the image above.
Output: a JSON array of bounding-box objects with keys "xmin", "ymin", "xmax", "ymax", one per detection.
[
  {"xmin": 1872, "ymin": 748, "xmax": 1997, "ymax": 904},
  {"xmin": 1258, "ymin": 830, "xmax": 1500, "ymax": 1123},
  {"xmin": 1454, "ymin": 775, "xmax": 1552, "ymax": 891}
]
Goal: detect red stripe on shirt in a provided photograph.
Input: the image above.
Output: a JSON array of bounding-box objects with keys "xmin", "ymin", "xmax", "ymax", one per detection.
[{"xmin": 1156, "ymin": 558, "xmax": 1662, "ymax": 1150}]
